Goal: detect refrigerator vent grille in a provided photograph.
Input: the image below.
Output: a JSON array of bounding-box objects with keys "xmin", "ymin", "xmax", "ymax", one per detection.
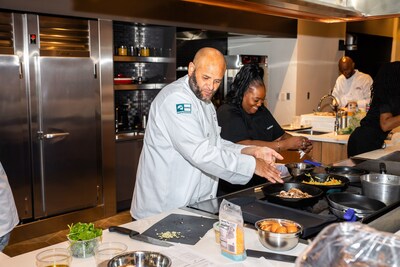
[
  {"xmin": 39, "ymin": 16, "xmax": 90, "ymax": 57},
  {"xmin": 0, "ymin": 12, "xmax": 13, "ymax": 55}
]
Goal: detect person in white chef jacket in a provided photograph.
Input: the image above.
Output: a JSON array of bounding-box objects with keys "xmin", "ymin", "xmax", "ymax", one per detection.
[
  {"xmin": 0, "ymin": 161, "xmax": 19, "ymax": 251},
  {"xmin": 331, "ymin": 56, "xmax": 373, "ymax": 110},
  {"xmin": 131, "ymin": 47, "xmax": 284, "ymax": 220}
]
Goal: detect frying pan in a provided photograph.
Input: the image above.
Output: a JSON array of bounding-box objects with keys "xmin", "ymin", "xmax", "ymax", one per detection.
[
  {"xmin": 261, "ymin": 182, "xmax": 323, "ymax": 208},
  {"xmin": 295, "ymin": 173, "xmax": 349, "ymax": 193},
  {"xmin": 327, "ymin": 192, "xmax": 386, "ymax": 214},
  {"xmin": 325, "ymin": 166, "xmax": 369, "ymax": 183}
]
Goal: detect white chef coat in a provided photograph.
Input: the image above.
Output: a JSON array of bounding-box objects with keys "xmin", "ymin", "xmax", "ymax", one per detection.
[
  {"xmin": 0, "ymin": 161, "xmax": 19, "ymax": 239},
  {"xmin": 332, "ymin": 70, "xmax": 373, "ymax": 110},
  {"xmin": 131, "ymin": 75, "xmax": 256, "ymax": 219}
]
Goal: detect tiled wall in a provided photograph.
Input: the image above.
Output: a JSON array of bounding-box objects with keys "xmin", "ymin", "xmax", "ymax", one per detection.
[
  {"xmin": 113, "ymin": 21, "xmax": 176, "ymax": 133},
  {"xmin": 115, "ymin": 89, "xmax": 160, "ymax": 132}
]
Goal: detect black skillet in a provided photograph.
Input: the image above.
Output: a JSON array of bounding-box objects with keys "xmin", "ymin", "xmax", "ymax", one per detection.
[
  {"xmin": 261, "ymin": 182, "xmax": 324, "ymax": 208},
  {"xmin": 303, "ymin": 160, "xmax": 369, "ymax": 183},
  {"xmin": 295, "ymin": 173, "xmax": 349, "ymax": 193},
  {"xmin": 327, "ymin": 192, "xmax": 386, "ymax": 214},
  {"xmin": 325, "ymin": 166, "xmax": 369, "ymax": 183}
]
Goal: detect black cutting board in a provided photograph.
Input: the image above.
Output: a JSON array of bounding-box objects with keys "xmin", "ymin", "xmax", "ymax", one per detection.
[
  {"xmin": 229, "ymin": 197, "xmax": 337, "ymax": 239},
  {"xmin": 141, "ymin": 213, "xmax": 217, "ymax": 245}
]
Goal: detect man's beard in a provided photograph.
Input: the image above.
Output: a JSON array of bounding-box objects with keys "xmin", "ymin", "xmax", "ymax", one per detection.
[{"xmin": 188, "ymin": 72, "xmax": 213, "ymax": 103}]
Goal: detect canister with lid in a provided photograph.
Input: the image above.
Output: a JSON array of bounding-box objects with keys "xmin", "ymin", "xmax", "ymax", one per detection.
[
  {"xmin": 118, "ymin": 45, "xmax": 127, "ymax": 56},
  {"xmin": 140, "ymin": 47, "xmax": 150, "ymax": 57}
]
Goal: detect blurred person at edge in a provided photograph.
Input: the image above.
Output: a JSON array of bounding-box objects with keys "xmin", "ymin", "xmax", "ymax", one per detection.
[
  {"xmin": 130, "ymin": 47, "xmax": 283, "ymax": 220},
  {"xmin": 0, "ymin": 161, "xmax": 19, "ymax": 251},
  {"xmin": 348, "ymin": 61, "xmax": 400, "ymax": 157},
  {"xmin": 332, "ymin": 56, "xmax": 373, "ymax": 110},
  {"xmin": 216, "ymin": 64, "xmax": 312, "ymax": 196}
]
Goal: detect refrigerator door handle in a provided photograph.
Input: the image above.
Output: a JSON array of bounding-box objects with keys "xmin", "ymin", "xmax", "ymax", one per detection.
[
  {"xmin": 38, "ymin": 132, "xmax": 70, "ymax": 140},
  {"xmin": 43, "ymin": 132, "xmax": 70, "ymax": 139},
  {"xmin": 19, "ymin": 59, "xmax": 24, "ymax": 79},
  {"xmin": 94, "ymin": 63, "xmax": 98, "ymax": 79}
]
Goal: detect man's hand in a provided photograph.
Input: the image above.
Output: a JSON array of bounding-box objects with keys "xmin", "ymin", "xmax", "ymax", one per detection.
[
  {"xmin": 241, "ymin": 146, "xmax": 283, "ymax": 163},
  {"xmin": 254, "ymin": 158, "xmax": 283, "ymax": 183}
]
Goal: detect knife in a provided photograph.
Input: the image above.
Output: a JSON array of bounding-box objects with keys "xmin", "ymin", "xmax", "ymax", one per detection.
[
  {"xmin": 109, "ymin": 226, "xmax": 173, "ymax": 247},
  {"xmin": 246, "ymin": 249, "xmax": 297, "ymax": 263}
]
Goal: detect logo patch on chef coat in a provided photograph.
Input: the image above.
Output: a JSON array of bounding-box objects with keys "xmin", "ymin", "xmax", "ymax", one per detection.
[{"xmin": 176, "ymin": 103, "xmax": 191, "ymax": 114}]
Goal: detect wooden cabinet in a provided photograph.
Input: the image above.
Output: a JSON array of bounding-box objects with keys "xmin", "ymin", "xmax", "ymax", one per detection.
[
  {"xmin": 310, "ymin": 141, "xmax": 348, "ymax": 165},
  {"xmin": 277, "ymin": 141, "xmax": 347, "ymax": 165}
]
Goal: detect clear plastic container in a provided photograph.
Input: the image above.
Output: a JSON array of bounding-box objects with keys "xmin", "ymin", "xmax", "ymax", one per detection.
[{"xmin": 296, "ymin": 222, "xmax": 400, "ymax": 267}]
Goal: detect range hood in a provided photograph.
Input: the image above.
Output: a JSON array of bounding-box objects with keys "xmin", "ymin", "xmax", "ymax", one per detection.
[{"xmin": 182, "ymin": 0, "xmax": 400, "ymax": 23}]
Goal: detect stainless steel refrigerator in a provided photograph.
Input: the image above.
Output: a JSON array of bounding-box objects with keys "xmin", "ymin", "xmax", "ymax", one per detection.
[{"xmin": 0, "ymin": 12, "xmax": 101, "ymax": 221}]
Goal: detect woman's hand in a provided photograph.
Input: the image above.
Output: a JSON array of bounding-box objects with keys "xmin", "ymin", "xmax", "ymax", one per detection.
[{"xmin": 284, "ymin": 136, "xmax": 313, "ymax": 153}]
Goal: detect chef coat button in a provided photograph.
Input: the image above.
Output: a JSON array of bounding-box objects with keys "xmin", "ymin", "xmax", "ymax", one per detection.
[{"xmin": 210, "ymin": 195, "xmax": 213, "ymax": 198}]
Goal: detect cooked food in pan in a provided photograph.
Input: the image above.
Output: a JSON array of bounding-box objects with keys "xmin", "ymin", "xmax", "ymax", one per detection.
[
  {"xmin": 302, "ymin": 173, "xmax": 342, "ymax": 186},
  {"xmin": 278, "ymin": 188, "xmax": 312, "ymax": 198}
]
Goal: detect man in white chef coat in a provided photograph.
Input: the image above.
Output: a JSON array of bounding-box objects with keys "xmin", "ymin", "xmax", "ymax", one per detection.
[
  {"xmin": 332, "ymin": 56, "xmax": 373, "ymax": 110},
  {"xmin": 0, "ymin": 161, "xmax": 19, "ymax": 251},
  {"xmin": 131, "ymin": 47, "xmax": 283, "ymax": 219}
]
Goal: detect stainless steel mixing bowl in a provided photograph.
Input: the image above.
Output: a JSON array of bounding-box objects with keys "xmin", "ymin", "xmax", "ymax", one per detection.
[{"xmin": 107, "ymin": 251, "xmax": 171, "ymax": 267}]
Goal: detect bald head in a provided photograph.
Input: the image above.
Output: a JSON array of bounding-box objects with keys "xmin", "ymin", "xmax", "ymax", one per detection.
[
  {"xmin": 338, "ymin": 56, "xmax": 355, "ymax": 79},
  {"xmin": 192, "ymin": 47, "xmax": 226, "ymax": 71},
  {"xmin": 188, "ymin": 47, "xmax": 226, "ymax": 102}
]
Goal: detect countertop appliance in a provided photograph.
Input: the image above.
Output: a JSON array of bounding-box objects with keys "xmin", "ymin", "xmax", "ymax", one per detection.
[
  {"xmin": 213, "ymin": 55, "xmax": 268, "ymax": 107},
  {"xmin": 0, "ymin": 12, "xmax": 101, "ymax": 222}
]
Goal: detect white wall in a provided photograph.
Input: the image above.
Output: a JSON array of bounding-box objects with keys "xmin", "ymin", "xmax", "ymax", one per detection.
[
  {"xmin": 227, "ymin": 36, "xmax": 297, "ymax": 125},
  {"xmin": 228, "ymin": 21, "xmax": 346, "ymax": 125},
  {"xmin": 296, "ymin": 21, "xmax": 346, "ymax": 116}
]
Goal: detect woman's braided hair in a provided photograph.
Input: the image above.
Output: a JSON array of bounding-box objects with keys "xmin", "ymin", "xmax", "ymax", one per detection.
[{"xmin": 224, "ymin": 63, "xmax": 265, "ymax": 106}]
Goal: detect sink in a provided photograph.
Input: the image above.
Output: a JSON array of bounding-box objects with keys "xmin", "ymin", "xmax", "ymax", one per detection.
[{"xmin": 294, "ymin": 129, "xmax": 329, "ymax": 135}]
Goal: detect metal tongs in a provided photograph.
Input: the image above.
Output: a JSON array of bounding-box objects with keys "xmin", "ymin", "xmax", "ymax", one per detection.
[{"xmin": 298, "ymin": 149, "xmax": 306, "ymax": 159}]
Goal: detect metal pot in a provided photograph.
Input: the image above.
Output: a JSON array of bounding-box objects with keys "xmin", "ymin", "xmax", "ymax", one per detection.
[{"xmin": 360, "ymin": 173, "xmax": 400, "ymax": 206}]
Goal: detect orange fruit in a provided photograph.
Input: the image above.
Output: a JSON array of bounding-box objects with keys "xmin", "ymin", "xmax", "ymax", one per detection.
[
  {"xmin": 286, "ymin": 225, "xmax": 298, "ymax": 233},
  {"xmin": 270, "ymin": 222, "xmax": 281, "ymax": 233},
  {"xmin": 263, "ymin": 224, "xmax": 272, "ymax": 231},
  {"xmin": 283, "ymin": 222, "xmax": 297, "ymax": 228},
  {"xmin": 275, "ymin": 226, "xmax": 288, "ymax": 233}
]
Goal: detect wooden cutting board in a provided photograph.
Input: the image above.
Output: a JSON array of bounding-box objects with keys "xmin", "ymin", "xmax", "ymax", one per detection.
[{"xmin": 141, "ymin": 213, "xmax": 217, "ymax": 245}]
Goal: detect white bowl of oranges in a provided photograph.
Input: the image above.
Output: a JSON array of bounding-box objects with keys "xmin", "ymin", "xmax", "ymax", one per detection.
[{"xmin": 254, "ymin": 218, "xmax": 303, "ymax": 251}]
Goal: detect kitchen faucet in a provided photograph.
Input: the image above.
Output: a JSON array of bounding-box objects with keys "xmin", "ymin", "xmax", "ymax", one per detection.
[{"xmin": 317, "ymin": 94, "xmax": 340, "ymax": 133}]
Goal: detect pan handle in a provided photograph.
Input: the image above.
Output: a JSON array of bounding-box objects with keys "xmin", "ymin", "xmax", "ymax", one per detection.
[
  {"xmin": 379, "ymin": 162, "xmax": 387, "ymax": 174},
  {"xmin": 304, "ymin": 159, "xmax": 322, "ymax": 167},
  {"xmin": 343, "ymin": 209, "xmax": 357, "ymax": 221}
]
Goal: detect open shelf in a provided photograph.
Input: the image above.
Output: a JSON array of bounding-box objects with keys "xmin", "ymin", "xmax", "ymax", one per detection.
[{"xmin": 114, "ymin": 56, "xmax": 175, "ymax": 63}]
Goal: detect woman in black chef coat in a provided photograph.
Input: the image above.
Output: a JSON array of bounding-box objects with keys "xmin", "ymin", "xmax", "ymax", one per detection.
[
  {"xmin": 216, "ymin": 64, "xmax": 313, "ymax": 196},
  {"xmin": 347, "ymin": 61, "xmax": 400, "ymax": 157}
]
